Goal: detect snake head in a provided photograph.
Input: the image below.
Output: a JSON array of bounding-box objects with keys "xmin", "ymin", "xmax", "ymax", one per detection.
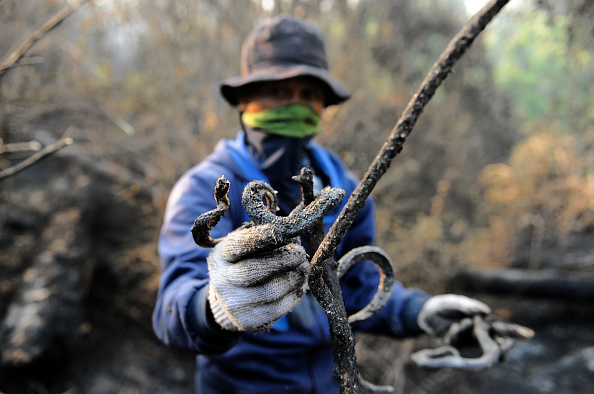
[{"xmin": 214, "ymin": 176, "xmax": 231, "ymax": 205}]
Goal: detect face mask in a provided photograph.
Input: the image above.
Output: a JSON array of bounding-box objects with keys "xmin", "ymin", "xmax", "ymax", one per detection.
[{"xmin": 241, "ymin": 103, "xmax": 320, "ymax": 138}]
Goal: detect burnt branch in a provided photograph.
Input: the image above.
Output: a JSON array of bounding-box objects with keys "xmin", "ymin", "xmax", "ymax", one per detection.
[
  {"xmin": 293, "ymin": 167, "xmax": 360, "ymax": 391},
  {"xmin": 305, "ymin": 1, "xmax": 512, "ymax": 392}
]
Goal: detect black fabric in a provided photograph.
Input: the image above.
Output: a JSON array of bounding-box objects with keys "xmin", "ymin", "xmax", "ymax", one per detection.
[
  {"xmin": 244, "ymin": 126, "xmax": 314, "ymax": 215},
  {"xmin": 244, "ymin": 14, "xmax": 328, "ymax": 71}
]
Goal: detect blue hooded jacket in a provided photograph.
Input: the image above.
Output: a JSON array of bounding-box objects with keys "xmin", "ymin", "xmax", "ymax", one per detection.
[{"xmin": 153, "ymin": 132, "xmax": 429, "ymax": 393}]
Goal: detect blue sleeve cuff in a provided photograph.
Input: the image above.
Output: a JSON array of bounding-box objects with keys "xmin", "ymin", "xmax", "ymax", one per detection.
[
  {"xmin": 401, "ymin": 293, "xmax": 431, "ymax": 334},
  {"xmin": 187, "ymin": 285, "xmax": 243, "ymax": 354}
]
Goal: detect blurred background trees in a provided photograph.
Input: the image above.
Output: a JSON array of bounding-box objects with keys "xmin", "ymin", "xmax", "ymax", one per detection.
[
  {"xmin": 1, "ymin": 0, "xmax": 592, "ymax": 290},
  {"xmin": 1, "ymin": 0, "xmax": 593, "ymax": 392}
]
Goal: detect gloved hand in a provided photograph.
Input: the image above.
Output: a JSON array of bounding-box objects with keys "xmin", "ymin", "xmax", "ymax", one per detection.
[
  {"xmin": 417, "ymin": 294, "xmax": 491, "ymax": 337},
  {"xmin": 207, "ymin": 224, "xmax": 310, "ymax": 333}
]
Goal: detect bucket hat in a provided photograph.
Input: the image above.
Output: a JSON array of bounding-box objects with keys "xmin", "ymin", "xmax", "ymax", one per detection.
[{"xmin": 220, "ymin": 15, "xmax": 351, "ymax": 107}]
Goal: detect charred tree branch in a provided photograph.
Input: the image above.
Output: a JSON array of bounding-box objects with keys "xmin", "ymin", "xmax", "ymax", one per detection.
[
  {"xmin": 306, "ymin": 1, "xmax": 511, "ymax": 392},
  {"xmin": 295, "ymin": 168, "xmax": 360, "ymax": 392}
]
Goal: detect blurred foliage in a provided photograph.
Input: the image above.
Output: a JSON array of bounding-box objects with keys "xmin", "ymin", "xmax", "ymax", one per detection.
[
  {"xmin": 487, "ymin": 6, "xmax": 593, "ymax": 132},
  {"xmin": 466, "ymin": 1, "xmax": 594, "ymax": 269},
  {"xmin": 470, "ymin": 125, "xmax": 594, "ymax": 267},
  {"xmin": 1, "ymin": 0, "xmax": 592, "ymax": 294}
]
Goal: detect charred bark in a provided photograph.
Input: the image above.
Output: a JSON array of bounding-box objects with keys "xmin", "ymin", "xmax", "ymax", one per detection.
[{"xmin": 307, "ymin": 1, "xmax": 511, "ymax": 392}]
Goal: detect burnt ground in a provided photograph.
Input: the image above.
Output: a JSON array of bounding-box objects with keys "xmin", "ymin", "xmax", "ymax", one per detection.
[
  {"xmin": 358, "ymin": 295, "xmax": 594, "ymax": 394},
  {"xmin": 2, "ymin": 286, "xmax": 593, "ymax": 393}
]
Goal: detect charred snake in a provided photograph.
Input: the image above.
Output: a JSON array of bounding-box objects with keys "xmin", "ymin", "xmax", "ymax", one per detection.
[
  {"xmin": 191, "ymin": 174, "xmax": 396, "ymax": 327},
  {"xmin": 191, "ymin": 176, "xmax": 346, "ymax": 248}
]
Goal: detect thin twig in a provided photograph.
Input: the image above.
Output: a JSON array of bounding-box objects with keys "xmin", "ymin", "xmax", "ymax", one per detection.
[
  {"xmin": 0, "ymin": 130, "xmax": 74, "ymax": 181},
  {"xmin": 0, "ymin": 140, "xmax": 42, "ymax": 154},
  {"xmin": 0, "ymin": 0, "xmax": 88, "ymax": 76},
  {"xmin": 0, "ymin": 57, "xmax": 45, "ymax": 72},
  {"xmin": 307, "ymin": 1, "xmax": 512, "ymax": 392},
  {"xmin": 97, "ymin": 103, "xmax": 136, "ymax": 136}
]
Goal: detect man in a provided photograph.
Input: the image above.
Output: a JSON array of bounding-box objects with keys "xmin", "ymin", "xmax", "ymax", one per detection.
[{"xmin": 153, "ymin": 15, "xmax": 490, "ymax": 393}]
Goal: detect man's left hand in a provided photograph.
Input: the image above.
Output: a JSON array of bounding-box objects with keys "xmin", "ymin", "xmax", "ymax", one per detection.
[{"xmin": 417, "ymin": 294, "xmax": 491, "ymax": 337}]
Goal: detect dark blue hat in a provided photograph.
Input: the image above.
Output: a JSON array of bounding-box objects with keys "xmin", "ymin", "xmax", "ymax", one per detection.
[{"xmin": 220, "ymin": 15, "xmax": 351, "ymax": 107}]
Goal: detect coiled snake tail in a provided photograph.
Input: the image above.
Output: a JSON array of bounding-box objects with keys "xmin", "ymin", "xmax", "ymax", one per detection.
[{"xmin": 336, "ymin": 246, "xmax": 395, "ymax": 325}]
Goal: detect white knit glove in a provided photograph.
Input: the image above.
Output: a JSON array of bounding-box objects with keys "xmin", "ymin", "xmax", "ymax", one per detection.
[
  {"xmin": 417, "ymin": 294, "xmax": 491, "ymax": 337},
  {"xmin": 207, "ymin": 224, "xmax": 310, "ymax": 333}
]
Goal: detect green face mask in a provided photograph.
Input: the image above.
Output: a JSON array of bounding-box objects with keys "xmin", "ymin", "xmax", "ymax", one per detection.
[{"xmin": 241, "ymin": 103, "xmax": 321, "ymax": 138}]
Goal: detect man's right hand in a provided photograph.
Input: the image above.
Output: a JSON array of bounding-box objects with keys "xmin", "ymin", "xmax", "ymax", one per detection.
[{"xmin": 207, "ymin": 224, "xmax": 310, "ymax": 333}]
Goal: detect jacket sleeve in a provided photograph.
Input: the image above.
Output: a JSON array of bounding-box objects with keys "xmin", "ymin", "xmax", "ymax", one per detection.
[
  {"xmin": 152, "ymin": 163, "xmax": 244, "ymax": 354},
  {"xmin": 336, "ymin": 172, "xmax": 430, "ymax": 337}
]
